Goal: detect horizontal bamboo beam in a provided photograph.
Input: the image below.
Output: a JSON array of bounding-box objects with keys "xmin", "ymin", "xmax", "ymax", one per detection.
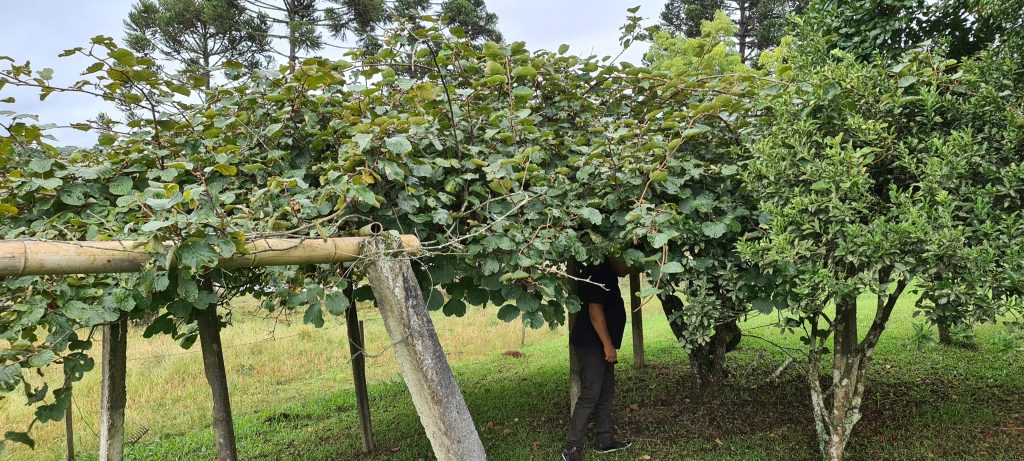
[{"xmin": 0, "ymin": 236, "xmax": 421, "ymax": 277}]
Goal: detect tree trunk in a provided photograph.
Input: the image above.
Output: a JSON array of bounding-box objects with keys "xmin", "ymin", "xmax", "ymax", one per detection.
[
  {"xmin": 808, "ymin": 279, "xmax": 908, "ymax": 461},
  {"xmin": 738, "ymin": 0, "xmax": 749, "ymax": 63},
  {"xmin": 661, "ymin": 295, "xmax": 740, "ymax": 398},
  {"xmin": 196, "ymin": 304, "xmax": 238, "ymax": 461},
  {"xmin": 937, "ymin": 320, "xmax": 952, "ymax": 345},
  {"xmin": 99, "ymin": 317, "xmax": 128, "ymax": 461},
  {"xmin": 361, "ymin": 234, "xmax": 487, "ymax": 461}
]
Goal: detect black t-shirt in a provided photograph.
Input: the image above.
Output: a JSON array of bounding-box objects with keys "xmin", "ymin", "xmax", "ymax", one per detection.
[{"xmin": 570, "ymin": 258, "xmax": 626, "ymax": 350}]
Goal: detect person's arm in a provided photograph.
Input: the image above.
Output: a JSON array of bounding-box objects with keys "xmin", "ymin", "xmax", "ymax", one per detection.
[{"xmin": 588, "ymin": 302, "xmax": 617, "ymax": 363}]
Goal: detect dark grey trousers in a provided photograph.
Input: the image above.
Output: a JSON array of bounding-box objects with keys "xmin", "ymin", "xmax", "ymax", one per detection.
[{"xmin": 566, "ymin": 345, "xmax": 615, "ymax": 449}]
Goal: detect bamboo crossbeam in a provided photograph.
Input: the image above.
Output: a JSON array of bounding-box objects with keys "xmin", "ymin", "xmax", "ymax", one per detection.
[{"xmin": 0, "ymin": 236, "xmax": 421, "ymax": 277}]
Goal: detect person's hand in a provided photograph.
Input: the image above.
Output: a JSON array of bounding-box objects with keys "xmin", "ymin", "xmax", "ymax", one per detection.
[{"xmin": 603, "ymin": 344, "xmax": 617, "ymax": 363}]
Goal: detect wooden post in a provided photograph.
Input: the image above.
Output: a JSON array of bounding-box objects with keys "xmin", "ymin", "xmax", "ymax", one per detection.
[
  {"xmin": 64, "ymin": 371, "xmax": 75, "ymax": 461},
  {"xmin": 568, "ymin": 314, "xmax": 581, "ymax": 416},
  {"xmin": 99, "ymin": 317, "xmax": 128, "ymax": 461},
  {"xmin": 345, "ymin": 284, "xmax": 375, "ymax": 453},
  {"xmin": 196, "ymin": 304, "xmax": 238, "ymax": 461},
  {"xmin": 362, "ymin": 234, "xmax": 486, "ymax": 461},
  {"xmin": 630, "ymin": 272, "xmax": 645, "ymax": 369}
]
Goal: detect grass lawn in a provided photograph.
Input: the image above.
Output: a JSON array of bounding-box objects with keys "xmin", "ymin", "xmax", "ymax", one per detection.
[{"xmin": 4, "ymin": 285, "xmax": 1024, "ymax": 461}]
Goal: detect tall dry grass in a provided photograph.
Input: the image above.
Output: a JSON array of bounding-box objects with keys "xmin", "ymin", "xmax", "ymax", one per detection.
[{"xmin": 1, "ymin": 296, "xmax": 565, "ymax": 461}]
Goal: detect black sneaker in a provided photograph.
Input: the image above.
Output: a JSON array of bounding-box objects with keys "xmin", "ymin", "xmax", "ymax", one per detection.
[
  {"xmin": 594, "ymin": 440, "xmax": 632, "ymax": 454},
  {"xmin": 562, "ymin": 446, "xmax": 583, "ymax": 461}
]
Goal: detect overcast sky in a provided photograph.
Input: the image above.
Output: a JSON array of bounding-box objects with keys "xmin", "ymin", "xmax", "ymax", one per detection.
[{"xmin": 0, "ymin": 1, "xmax": 663, "ymax": 146}]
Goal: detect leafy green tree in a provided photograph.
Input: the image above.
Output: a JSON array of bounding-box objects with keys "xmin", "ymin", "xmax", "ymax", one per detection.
[
  {"xmin": 797, "ymin": 0, "xmax": 1024, "ymax": 344},
  {"xmin": 243, "ymin": 0, "xmax": 325, "ymax": 69},
  {"xmin": 644, "ymin": 11, "xmax": 770, "ymax": 395},
  {"xmin": 797, "ymin": 0, "xmax": 1015, "ymax": 62},
  {"xmin": 743, "ymin": 39, "xmax": 1024, "ymax": 460},
  {"xmin": 124, "ymin": 0, "xmax": 272, "ymax": 84},
  {"xmin": 323, "ymin": 0, "xmax": 501, "ymax": 53},
  {"xmin": 658, "ymin": 0, "xmax": 807, "ymax": 63}
]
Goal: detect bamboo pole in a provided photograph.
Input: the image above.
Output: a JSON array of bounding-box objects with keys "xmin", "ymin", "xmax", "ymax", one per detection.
[{"xmin": 0, "ymin": 236, "xmax": 420, "ymax": 277}]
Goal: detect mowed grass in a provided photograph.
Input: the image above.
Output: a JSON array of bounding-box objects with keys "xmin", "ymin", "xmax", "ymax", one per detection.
[{"xmin": 4, "ymin": 283, "xmax": 1024, "ymax": 461}]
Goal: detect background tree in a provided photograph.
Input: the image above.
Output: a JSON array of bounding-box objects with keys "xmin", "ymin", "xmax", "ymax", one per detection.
[
  {"xmin": 798, "ymin": 0, "xmax": 1014, "ymax": 62},
  {"xmin": 124, "ymin": 0, "xmax": 272, "ymax": 84},
  {"xmin": 797, "ymin": 0, "xmax": 1024, "ymax": 345},
  {"xmin": 657, "ymin": 0, "xmax": 807, "ymax": 63},
  {"xmin": 242, "ymin": 0, "xmax": 324, "ymax": 69},
  {"xmin": 643, "ymin": 11, "xmax": 769, "ymax": 396},
  {"xmin": 743, "ymin": 39, "xmax": 1024, "ymax": 460}
]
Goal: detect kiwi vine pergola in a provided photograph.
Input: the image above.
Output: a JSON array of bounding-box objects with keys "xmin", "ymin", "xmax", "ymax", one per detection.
[{"xmin": 0, "ymin": 231, "xmax": 489, "ymax": 461}]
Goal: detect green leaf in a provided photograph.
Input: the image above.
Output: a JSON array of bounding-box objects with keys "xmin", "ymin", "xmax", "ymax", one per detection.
[
  {"xmin": 32, "ymin": 177, "xmax": 63, "ymax": 190},
  {"xmin": 752, "ymin": 298, "xmax": 774, "ymax": 314},
  {"xmin": 517, "ymin": 293, "xmax": 540, "ymax": 312},
  {"xmin": 650, "ymin": 232, "xmax": 675, "ymax": 248},
  {"xmin": 36, "ymin": 388, "xmax": 70, "ymax": 423},
  {"xmin": 443, "ymin": 298, "xmax": 467, "ymax": 317},
  {"xmin": 558, "ymin": 44, "xmax": 570, "ymax": 54},
  {"xmin": 0, "ymin": 364, "xmax": 20, "ymax": 386},
  {"xmin": 108, "ymin": 48, "xmax": 136, "ymax": 66},
  {"xmin": 661, "ymin": 262, "xmax": 684, "ymax": 274},
  {"xmin": 427, "ymin": 288, "xmax": 445, "ymax": 311},
  {"xmin": 385, "ymin": 136, "xmax": 413, "ymax": 155},
  {"xmin": 103, "ymin": 289, "xmax": 137, "ymax": 312},
  {"xmin": 811, "ymin": 180, "xmax": 830, "ymax": 191},
  {"xmin": 85, "ymin": 62, "xmax": 105, "ymax": 74},
  {"xmin": 141, "ymin": 220, "xmax": 173, "ymax": 232},
  {"xmin": 28, "ymin": 158, "xmax": 54, "ymax": 173},
  {"xmin": 497, "ymin": 304, "xmax": 520, "ymax": 322},
  {"xmin": 512, "ymin": 66, "xmax": 537, "ymax": 79},
  {"xmin": 176, "ymin": 240, "xmax": 220, "ymax": 270},
  {"xmin": 681, "ymin": 124, "xmax": 711, "ymax": 139},
  {"xmin": 638, "ymin": 287, "xmax": 660, "ymax": 298},
  {"xmin": 64, "ymin": 300, "xmax": 119, "ymax": 325},
  {"xmin": 59, "ymin": 185, "xmax": 87, "ymax": 206},
  {"xmin": 324, "ymin": 292, "xmax": 349, "ymax": 316},
  {"xmin": 577, "ymin": 207, "xmax": 602, "ymax": 225},
  {"xmin": 211, "ymin": 164, "xmax": 237, "ymax": 176},
  {"xmin": 304, "ymin": 302, "xmax": 325, "ymax": 328},
  {"xmin": 511, "ymin": 86, "xmax": 534, "ymax": 100},
  {"xmin": 27, "ymin": 350, "xmax": 55, "ymax": 368},
  {"xmin": 897, "ymin": 75, "xmax": 918, "ymax": 88},
  {"xmin": 0, "ymin": 204, "xmax": 18, "ymax": 216},
  {"xmin": 701, "ymin": 221, "xmax": 728, "ymax": 238}
]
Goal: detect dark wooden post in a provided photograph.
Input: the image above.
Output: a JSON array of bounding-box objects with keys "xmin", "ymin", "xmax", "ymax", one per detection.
[
  {"xmin": 64, "ymin": 371, "xmax": 75, "ymax": 461},
  {"xmin": 196, "ymin": 304, "xmax": 238, "ymax": 461},
  {"xmin": 99, "ymin": 316, "xmax": 128, "ymax": 461},
  {"xmin": 362, "ymin": 234, "xmax": 486, "ymax": 461},
  {"xmin": 345, "ymin": 284, "xmax": 375, "ymax": 453},
  {"xmin": 630, "ymin": 272, "xmax": 645, "ymax": 369}
]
